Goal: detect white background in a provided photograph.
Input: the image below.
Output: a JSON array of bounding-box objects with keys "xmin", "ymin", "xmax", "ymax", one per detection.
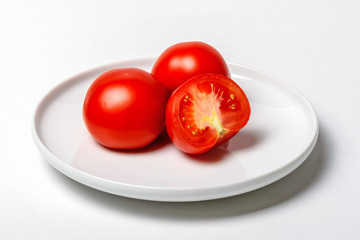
[{"xmin": 1, "ymin": 0, "xmax": 360, "ymax": 239}]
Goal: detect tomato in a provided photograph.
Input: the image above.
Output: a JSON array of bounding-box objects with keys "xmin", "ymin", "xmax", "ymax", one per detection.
[
  {"xmin": 151, "ymin": 41, "xmax": 230, "ymax": 93},
  {"xmin": 166, "ymin": 74, "xmax": 251, "ymax": 154},
  {"xmin": 82, "ymin": 68, "xmax": 168, "ymax": 149}
]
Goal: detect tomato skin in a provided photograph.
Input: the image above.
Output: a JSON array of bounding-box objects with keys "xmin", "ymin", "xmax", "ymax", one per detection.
[
  {"xmin": 151, "ymin": 41, "xmax": 230, "ymax": 93},
  {"xmin": 166, "ymin": 74, "xmax": 251, "ymax": 155},
  {"xmin": 83, "ymin": 68, "xmax": 167, "ymax": 149}
]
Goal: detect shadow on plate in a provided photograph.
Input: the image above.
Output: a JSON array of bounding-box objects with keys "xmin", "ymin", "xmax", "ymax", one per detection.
[
  {"xmin": 177, "ymin": 129, "xmax": 263, "ymax": 163},
  {"xmin": 99, "ymin": 128, "xmax": 172, "ymax": 154},
  {"xmin": 42, "ymin": 125, "xmax": 328, "ymax": 221},
  {"xmin": 225, "ymin": 129, "xmax": 263, "ymax": 151}
]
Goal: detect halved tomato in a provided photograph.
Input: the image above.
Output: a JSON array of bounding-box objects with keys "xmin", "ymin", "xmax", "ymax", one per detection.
[{"xmin": 166, "ymin": 74, "xmax": 251, "ymax": 154}]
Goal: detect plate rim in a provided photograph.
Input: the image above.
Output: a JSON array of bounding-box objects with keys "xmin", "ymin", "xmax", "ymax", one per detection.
[{"xmin": 31, "ymin": 58, "xmax": 319, "ymax": 202}]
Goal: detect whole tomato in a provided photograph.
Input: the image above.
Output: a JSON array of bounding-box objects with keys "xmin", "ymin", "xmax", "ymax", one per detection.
[
  {"xmin": 166, "ymin": 73, "xmax": 251, "ymax": 154},
  {"xmin": 151, "ymin": 41, "xmax": 230, "ymax": 93},
  {"xmin": 83, "ymin": 68, "xmax": 168, "ymax": 149}
]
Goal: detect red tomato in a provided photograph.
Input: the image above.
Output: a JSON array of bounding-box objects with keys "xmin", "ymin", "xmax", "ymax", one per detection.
[
  {"xmin": 166, "ymin": 74, "xmax": 251, "ymax": 154},
  {"xmin": 151, "ymin": 41, "xmax": 230, "ymax": 93},
  {"xmin": 83, "ymin": 68, "xmax": 167, "ymax": 149}
]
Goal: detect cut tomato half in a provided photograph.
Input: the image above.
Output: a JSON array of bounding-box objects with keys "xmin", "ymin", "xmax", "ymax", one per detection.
[{"xmin": 166, "ymin": 73, "xmax": 251, "ymax": 154}]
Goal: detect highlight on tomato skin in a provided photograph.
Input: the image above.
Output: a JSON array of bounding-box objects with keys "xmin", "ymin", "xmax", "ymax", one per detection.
[{"xmin": 165, "ymin": 73, "xmax": 251, "ymax": 155}]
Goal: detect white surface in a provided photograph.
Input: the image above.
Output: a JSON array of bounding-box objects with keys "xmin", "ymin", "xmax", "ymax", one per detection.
[
  {"xmin": 32, "ymin": 59, "xmax": 318, "ymax": 201},
  {"xmin": 1, "ymin": 0, "xmax": 359, "ymax": 239}
]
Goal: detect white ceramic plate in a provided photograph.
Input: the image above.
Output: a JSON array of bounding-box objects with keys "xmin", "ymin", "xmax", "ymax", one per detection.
[{"xmin": 32, "ymin": 58, "xmax": 318, "ymax": 202}]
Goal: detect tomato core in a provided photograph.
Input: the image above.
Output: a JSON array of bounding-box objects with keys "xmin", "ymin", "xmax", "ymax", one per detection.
[{"xmin": 179, "ymin": 80, "xmax": 243, "ymax": 139}]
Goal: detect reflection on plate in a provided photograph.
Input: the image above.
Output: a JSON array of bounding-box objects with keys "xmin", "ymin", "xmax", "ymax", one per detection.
[{"xmin": 32, "ymin": 58, "xmax": 318, "ymax": 202}]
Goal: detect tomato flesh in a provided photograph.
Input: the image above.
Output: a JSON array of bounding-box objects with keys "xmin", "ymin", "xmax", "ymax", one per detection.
[{"xmin": 166, "ymin": 74, "xmax": 251, "ymax": 154}]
